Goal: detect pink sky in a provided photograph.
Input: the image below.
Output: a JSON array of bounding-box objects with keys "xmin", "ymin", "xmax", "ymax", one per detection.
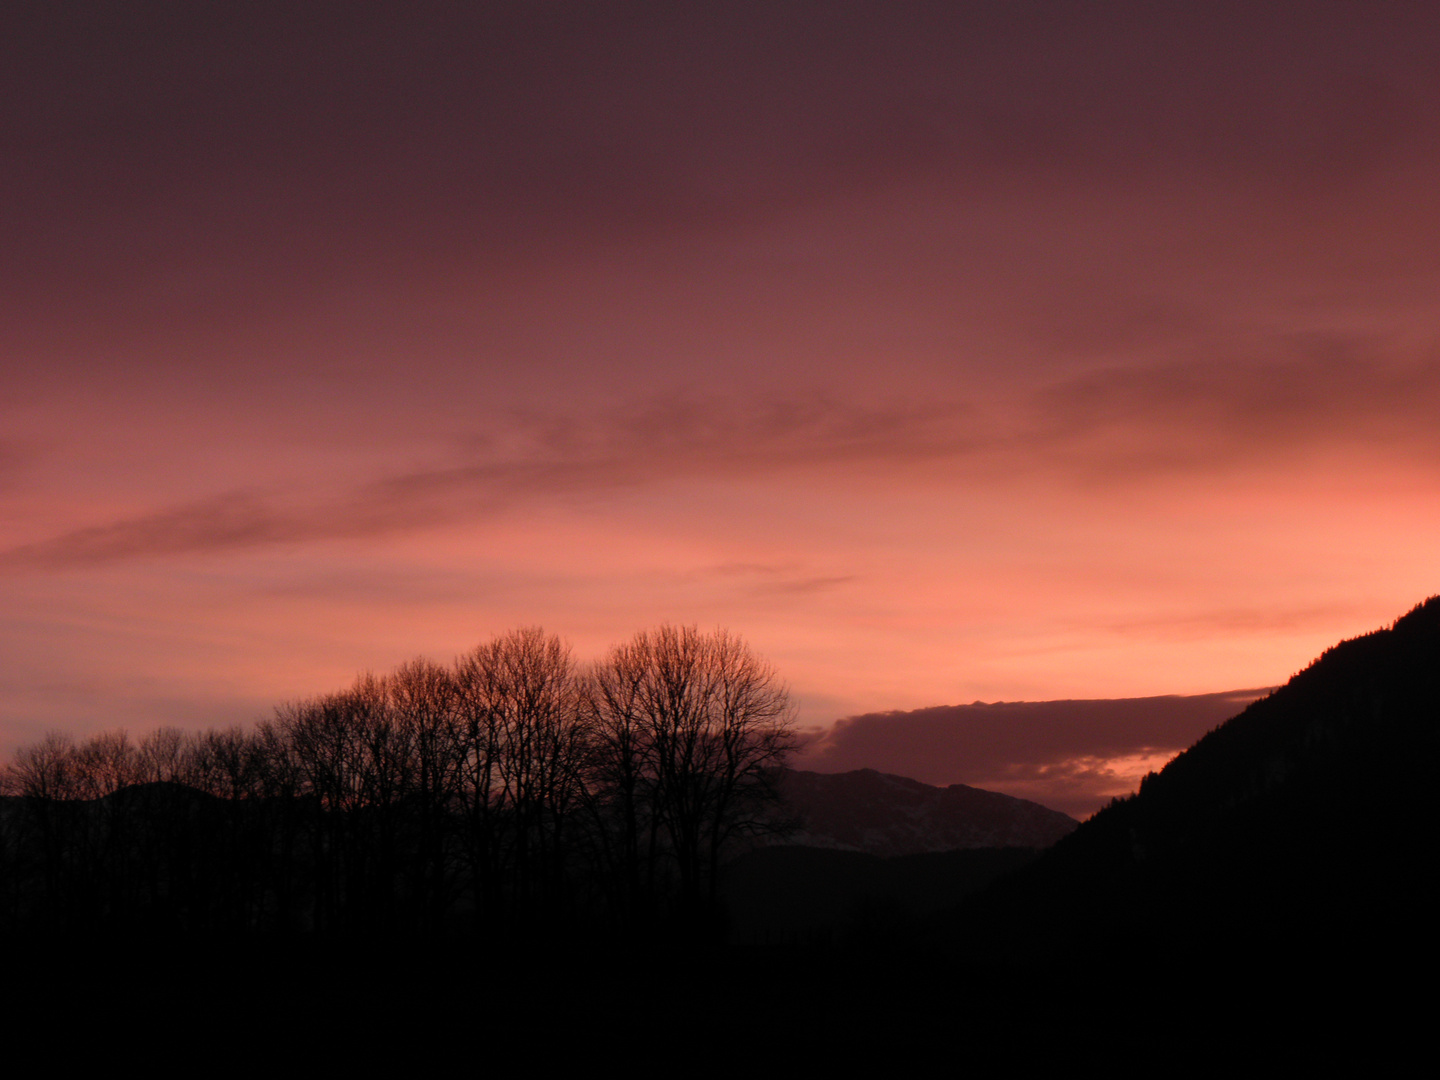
[{"xmin": 4, "ymin": 4, "xmax": 1439, "ymax": 813}]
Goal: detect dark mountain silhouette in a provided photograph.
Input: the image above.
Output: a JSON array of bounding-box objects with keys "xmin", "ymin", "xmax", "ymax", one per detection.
[
  {"xmin": 9, "ymin": 603, "xmax": 1436, "ymax": 1052},
  {"xmin": 774, "ymin": 768, "xmax": 1077, "ymax": 855},
  {"xmin": 943, "ymin": 596, "xmax": 1440, "ymax": 999},
  {"xmin": 719, "ymin": 770, "xmax": 1074, "ymax": 943}
]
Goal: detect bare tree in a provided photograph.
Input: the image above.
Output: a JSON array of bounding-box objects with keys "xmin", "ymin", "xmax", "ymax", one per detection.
[
  {"xmin": 187, "ymin": 725, "xmax": 266, "ymax": 800},
  {"xmin": 1, "ymin": 731, "xmax": 82, "ymax": 915},
  {"xmin": 0, "ymin": 622, "xmax": 798, "ymax": 942},
  {"xmin": 137, "ymin": 727, "xmax": 190, "ymax": 785},
  {"xmin": 73, "ymin": 729, "xmax": 143, "ymax": 799},
  {"xmin": 388, "ymin": 656, "xmax": 463, "ymax": 932},
  {"xmin": 586, "ymin": 626, "xmax": 797, "ymax": 915},
  {"xmin": 454, "ymin": 628, "xmax": 587, "ymax": 916},
  {"xmin": 583, "ymin": 638, "xmax": 655, "ymax": 913},
  {"xmin": 3, "ymin": 731, "xmax": 80, "ymax": 800}
]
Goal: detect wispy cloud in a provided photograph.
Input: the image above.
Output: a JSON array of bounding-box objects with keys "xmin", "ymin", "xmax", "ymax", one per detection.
[
  {"xmin": 750, "ymin": 574, "xmax": 857, "ymax": 597},
  {"xmin": 1, "ymin": 493, "xmax": 300, "ymax": 569},
  {"xmin": 0, "ymin": 396, "xmax": 977, "ymax": 570},
  {"xmin": 700, "ymin": 562, "xmax": 857, "ymax": 598},
  {"xmin": 1032, "ymin": 349, "xmax": 1440, "ymax": 478},
  {"xmin": 8, "ymin": 350, "xmax": 1440, "ymax": 571}
]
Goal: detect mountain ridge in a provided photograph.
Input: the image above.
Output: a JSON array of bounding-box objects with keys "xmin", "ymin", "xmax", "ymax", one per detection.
[
  {"xmin": 944, "ymin": 594, "xmax": 1440, "ymax": 979},
  {"xmin": 774, "ymin": 767, "xmax": 1077, "ymax": 856}
]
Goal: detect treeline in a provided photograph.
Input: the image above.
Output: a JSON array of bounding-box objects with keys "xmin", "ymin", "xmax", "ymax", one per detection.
[{"xmin": 0, "ymin": 625, "xmax": 797, "ymax": 943}]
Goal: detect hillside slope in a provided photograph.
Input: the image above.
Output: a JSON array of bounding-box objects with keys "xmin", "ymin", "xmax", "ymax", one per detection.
[{"xmin": 951, "ymin": 596, "xmax": 1440, "ymax": 978}]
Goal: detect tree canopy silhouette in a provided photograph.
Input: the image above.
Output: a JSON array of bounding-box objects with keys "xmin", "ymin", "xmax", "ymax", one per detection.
[
  {"xmin": 586, "ymin": 625, "xmax": 797, "ymax": 913},
  {"xmin": 0, "ymin": 624, "xmax": 798, "ymax": 941}
]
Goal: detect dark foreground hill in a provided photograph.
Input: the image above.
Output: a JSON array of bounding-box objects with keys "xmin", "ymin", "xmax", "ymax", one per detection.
[{"xmin": 940, "ymin": 596, "xmax": 1440, "ymax": 1004}]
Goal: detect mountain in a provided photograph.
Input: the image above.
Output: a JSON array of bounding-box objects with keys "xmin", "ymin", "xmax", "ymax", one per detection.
[
  {"xmin": 774, "ymin": 768, "xmax": 1078, "ymax": 856},
  {"xmin": 715, "ymin": 771, "xmax": 1074, "ymax": 945},
  {"xmin": 947, "ymin": 596, "xmax": 1440, "ymax": 989}
]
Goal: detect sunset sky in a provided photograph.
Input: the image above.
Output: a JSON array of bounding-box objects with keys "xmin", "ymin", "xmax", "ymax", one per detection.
[{"xmin": 4, "ymin": 3, "xmax": 1438, "ymax": 813}]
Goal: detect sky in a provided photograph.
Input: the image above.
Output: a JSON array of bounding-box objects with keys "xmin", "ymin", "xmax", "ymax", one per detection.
[{"xmin": 4, "ymin": 3, "xmax": 1439, "ymax": 815}]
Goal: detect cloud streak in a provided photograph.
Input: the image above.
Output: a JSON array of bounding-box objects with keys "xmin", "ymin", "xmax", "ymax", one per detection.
[
  {"xmin": 0, "ymin": 396, "xmax": 979, "ymax": 570},
  {"xmin": 1030, "ymin": 351, "xmax": 1440, "ymax": 480},
  {"xmin": 9, "ymin": 350, "xmax": 1440, "ymax": 572},
  {"xmin": 797, "ymin": 690, "xmax": 1272, "ymax": 818}
]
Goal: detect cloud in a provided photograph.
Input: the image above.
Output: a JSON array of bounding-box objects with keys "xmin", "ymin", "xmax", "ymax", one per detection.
[
  {"xmin": 975, "ymin": 751, "xmax": 1186, "ymax": 821},
  {"xmin": 0, "ymin": 396, "xmax": 979, "ymax": 570},
  {"xmin": 700, "ymin": 563, "xmax": 857, "ymax": 598},
  {"xmin": 7, "ymin": 348, "xmax": 1440, "ymax": 573},
  {"xmin": 0, "ymin": 493, "xmax": 299, "ymax": 569},
  {"xmin": 1032, "ymin": 350, "xmax": 1440, "ymax": 478},
  {"xmin": 796, "ymin": 690, "xmax": 1271, "ymax": 818},
  {"xmin": 1056, "ymin": 350, "xmax": 1440, "ymax": 436},
  {"xmin": 750, "ymin": 574, "xmax": 857, "ymax": 597}
]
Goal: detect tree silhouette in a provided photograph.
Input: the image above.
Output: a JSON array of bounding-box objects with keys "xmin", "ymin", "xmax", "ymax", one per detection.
[
  {"xmin": 0, "ymin": 623, "xmax": 800, "ymax": 943},
  {"xmin": 586, "ymin": 625, "xmax": 797, "ymax": 919},
  {"xmin": 454, "ymin": 628, "xmax": 589, "ymax": 918}
]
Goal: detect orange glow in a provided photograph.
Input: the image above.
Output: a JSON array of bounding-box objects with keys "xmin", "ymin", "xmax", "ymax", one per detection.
[{"xmin": 4, "ymin": 5, "xmax": 1439, "ymax": 819}]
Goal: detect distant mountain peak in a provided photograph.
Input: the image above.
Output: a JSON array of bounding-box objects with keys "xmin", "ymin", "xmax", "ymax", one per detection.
[{"xmin": 774, "ymin": 767, "xmax": 1078, "ymax": 857}]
